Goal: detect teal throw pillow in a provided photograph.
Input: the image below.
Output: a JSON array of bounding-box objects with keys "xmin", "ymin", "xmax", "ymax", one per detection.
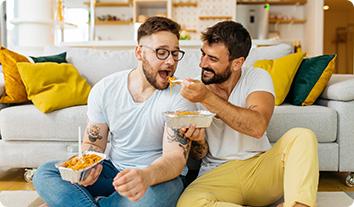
[
  {"xmin": 30, "ymin": 52, "xmax": 67, "ymax": 63},
  {"xmin": 286, "ymin": 54, "xmax": 336, "ymax": 106}
]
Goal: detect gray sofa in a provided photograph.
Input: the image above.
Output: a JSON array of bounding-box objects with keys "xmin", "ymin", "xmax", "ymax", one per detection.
[{"xmin": 0, "ymin": 45, "xmax": 353, "ymax": 186}]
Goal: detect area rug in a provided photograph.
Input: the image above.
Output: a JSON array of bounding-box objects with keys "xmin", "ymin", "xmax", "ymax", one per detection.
[{"xmin": 0, "ymin": 191, "xmax": 353, "ymax": 207}]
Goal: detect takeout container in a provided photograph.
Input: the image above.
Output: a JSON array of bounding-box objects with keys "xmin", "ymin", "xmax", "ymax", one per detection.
[
  {"xmin": 164, "ymin": 110, "xmax": 215, "ymax": 129},
  {"xmin": 56, "ymin": 151, "xmax": 106, "ymax": 183}
]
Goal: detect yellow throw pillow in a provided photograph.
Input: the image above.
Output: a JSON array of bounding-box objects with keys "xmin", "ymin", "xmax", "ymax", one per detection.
[
  {"xmin": 16, "ymin": 62, "xmax": 91, "ymax": 113},
  {"xmin": 254, "ymin": 52, "xmax": 305, "ymax": 105},
  {"xmin": 0, "ymin": 47, "xmax": 30, "ymax": 103}
]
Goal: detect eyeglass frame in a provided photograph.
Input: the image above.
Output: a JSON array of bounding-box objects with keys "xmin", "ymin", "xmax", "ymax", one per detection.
[{"xmin": 140, "ymin": 45, "xmax": 185, "ymax": 61}]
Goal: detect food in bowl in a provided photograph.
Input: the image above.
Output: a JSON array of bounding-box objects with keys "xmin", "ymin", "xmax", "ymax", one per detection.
[
  {"xmin": 63, "ymin": 153, "xmax": 103, "ymax": 171},
  {"xmin": 164, "ymin": 110, "xmax": 215, "ymax": 129},
  {"xmin": 56, "ymin": 151, "xmax": 106, "ymax": 183}
]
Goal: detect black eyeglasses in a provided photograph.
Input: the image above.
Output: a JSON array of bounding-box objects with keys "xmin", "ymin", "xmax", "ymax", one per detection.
[{"xmin": 140, "ymin": 45, "xmax": 185, "ymax": 61}]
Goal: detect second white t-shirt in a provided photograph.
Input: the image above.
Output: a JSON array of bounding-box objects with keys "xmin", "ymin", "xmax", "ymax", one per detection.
[{"xmin": 197, "ymin": 66, "xmax": 275, "ymax": 176}]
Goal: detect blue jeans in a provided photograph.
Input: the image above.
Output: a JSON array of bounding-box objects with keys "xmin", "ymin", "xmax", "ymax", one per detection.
[{"xmin": 33, "ymin": 160, "xmax": 184, "ymax": 207}]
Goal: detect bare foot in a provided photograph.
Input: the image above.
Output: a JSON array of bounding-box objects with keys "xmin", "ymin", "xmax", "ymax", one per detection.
[{"xmin": 276, "ymin": 203, "xmax": 284, "ymax": 207}]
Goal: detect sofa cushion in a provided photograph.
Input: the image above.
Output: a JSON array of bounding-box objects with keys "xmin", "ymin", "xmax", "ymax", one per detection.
[
  {"xmin": 268, "ymin": 104, "xmax": 337, "ymax": 143},
  {"xmin": 17, "ymin": 63, "xmax": 91, "ymax": 113},
  {"xmin": 287, "ymin": 54, "xmax": 336, "ymax": 106},
  {"xmin": 0, "ymin": 47, "xmax": 30, "ymax": 103},
  {"xmin": 30, "ymin": 52, "xmax": 67, "ymax": 63},
  {"xmin": 0, "ymin": 104, "xmax": 88, "ymax": 141}
]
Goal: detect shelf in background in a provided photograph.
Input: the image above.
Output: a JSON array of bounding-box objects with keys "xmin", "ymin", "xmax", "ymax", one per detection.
[
  {"xmin": 183, "ymin": 28, "xmax": 197, "ymax": 33},
  {"xmin": 95, "ymin": 19, "xmax": 133, "ymax": 25},
  {"xmin": 269, "ymin": 18, "xmax": 306, "ymax": 24},
  {"xmin": 84, "ymin": 2, "xmax": 131, "ymax": 7},
  {"xmin": 237, "ymin": 0, "xmax": 306, "ymax": 5},
  {"xmin": 199, "ymin": 16, "xmax": 233, "ymax": 20},
  {"xmin": 172, "ymin": 2, "xmax": 198, "ymax": 7}
]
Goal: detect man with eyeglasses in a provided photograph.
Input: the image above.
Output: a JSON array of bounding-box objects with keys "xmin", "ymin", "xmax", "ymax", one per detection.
[
  {"xmin": 33, "ymin": 16, "xmax": 203, "ymax": 207},
  {"xmin": 177, "ymin": 21, "xmax": 319, "ymax": 207}
]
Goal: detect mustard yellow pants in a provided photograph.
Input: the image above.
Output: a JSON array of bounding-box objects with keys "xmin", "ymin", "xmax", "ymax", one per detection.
[{"xmin": 177, "ymin": 128, "xmax": 319, "ymax": 207}]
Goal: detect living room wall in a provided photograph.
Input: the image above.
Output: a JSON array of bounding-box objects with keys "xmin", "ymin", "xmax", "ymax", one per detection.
[{"xmin": 323, "ymin": 0, "xmax": 354, "ymax": 74}]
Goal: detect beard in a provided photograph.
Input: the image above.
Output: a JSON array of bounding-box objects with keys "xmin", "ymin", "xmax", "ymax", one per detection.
[
  {"xmin": 142, "ymin": 59, "xmax": 169, "ymax": 90},
  {"xmin": 201, "ymin": 63, "xmax": 232, "ymax": 85}
]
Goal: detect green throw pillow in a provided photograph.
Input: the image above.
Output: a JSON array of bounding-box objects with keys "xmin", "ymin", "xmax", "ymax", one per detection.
[
  {"xmin": 286, "ymin": 54, "xmax": 336, "ymax": 106},
  {"xmin": 30, "ymin": 52, "xmax": 67, "ymax": 63}
]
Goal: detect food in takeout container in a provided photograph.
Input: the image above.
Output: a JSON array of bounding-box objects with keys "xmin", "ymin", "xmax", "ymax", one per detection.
[
  {"xmin": 164, "ymin": 110, "xmax": 215, "ymax": 129},
  {"xmin": 56, "ymin": 151, "xmax": 106, "ymax": 183}
]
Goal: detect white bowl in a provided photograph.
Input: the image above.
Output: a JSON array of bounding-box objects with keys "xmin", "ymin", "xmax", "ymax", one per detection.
[
  {"xmin": 56, "ymin": 151, "xmax": 106, "ymax": 183},
  {"xmin": 164, "ymin": 110, "xmax": 215, "ymax": 129}
]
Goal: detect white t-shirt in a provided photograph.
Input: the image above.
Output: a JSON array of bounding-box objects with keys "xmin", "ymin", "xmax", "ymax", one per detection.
[
  {"xmin": 197, "ymin": 66, "xmax": 275, "ymax": 176},
  {"xmin": 87, "ymin": 70, "xmax": 196, "ymax": 170}
]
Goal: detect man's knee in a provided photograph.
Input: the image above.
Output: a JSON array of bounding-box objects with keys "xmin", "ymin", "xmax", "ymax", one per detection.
[
  {"xmin": 285, "ymin": 128, "xmax": 317, "ymax": 146},
  {"xmin": 292, "ymin": 128, "xmax": 317, "ymax": 148},
  {"xmin": 33, "ymin": 161, "xmax": 57, "ymax": 188},
  {"xmin": 142, "ymin": 177, "xmax": 184, "ymax": 207},
  {"xmin": 177, "ymin": 190, "xmax": 215, "ymax": 207}
]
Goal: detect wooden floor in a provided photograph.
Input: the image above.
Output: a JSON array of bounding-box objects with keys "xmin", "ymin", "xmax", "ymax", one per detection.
[{"xmin": 0, "ymin": 169, "xmax": 353, "ymax": 191}]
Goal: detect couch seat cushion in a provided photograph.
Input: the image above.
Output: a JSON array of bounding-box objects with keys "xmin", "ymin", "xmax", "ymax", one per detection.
[
  {"xmin": 0, "ymin": 104, "xmax": 87, "ymax": 141},
  {"xmin": 268, "ymin": 104, "xmax": 337, "ymax": 143}
]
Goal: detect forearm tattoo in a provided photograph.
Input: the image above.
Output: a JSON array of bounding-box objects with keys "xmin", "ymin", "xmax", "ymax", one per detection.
[
  {"xmin": 87, "ymin": 145, "xmax": 103, "ymax": 153},
  {"xmin": 190, "ymin": 141, "xmax": 208, "ymax": 160},
  {"xmin": 167, "ymin": 129, "xmax": 191, "ymax": 159},
  {"xmin": 87, "ymin": 125, "xmax": 103, "ymax": 142}
]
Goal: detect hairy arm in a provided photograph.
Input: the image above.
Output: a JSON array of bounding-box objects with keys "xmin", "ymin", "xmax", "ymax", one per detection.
[
  {"xmin": 202, "ymin": 91, "xmax": 274, "ymax": 138},
  {"xmin": 142, "ymin": 125, "xmax": 191, "ymax": 186},
  {"xmin": 82, "ymin": 122, "xmax": 109, "ymax": 153}
]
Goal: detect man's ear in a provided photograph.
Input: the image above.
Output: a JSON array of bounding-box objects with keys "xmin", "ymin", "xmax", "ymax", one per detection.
[
  {"xmin": 135, "ymin": 46, "xmax": 143, "ymax": 61},
  {"xmin": 231, "ymin": 57, "xmax": 245, "ymax": 71}
]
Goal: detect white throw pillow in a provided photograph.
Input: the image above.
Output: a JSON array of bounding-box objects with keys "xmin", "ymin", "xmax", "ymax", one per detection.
[{"xmin": 244, "ymin": 43, "xmax": 294, "ymax": 68}]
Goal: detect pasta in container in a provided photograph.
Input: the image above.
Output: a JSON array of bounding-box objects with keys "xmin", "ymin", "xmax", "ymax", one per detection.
[
  {"xmin": 56, "ymin": 151, "xmax": 106, "ymax": 183},
  {"xmin": 164, "ymin": 110, "xmax": 215, "ymax": 129}
]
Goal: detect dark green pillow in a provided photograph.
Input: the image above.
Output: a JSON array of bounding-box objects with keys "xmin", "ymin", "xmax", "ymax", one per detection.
[
  {"xmin": 286, "ymin": 54, "xmax": 336, "ymax": 106},
  {"xmin": 30, "ymin": 52, "xmax": 67, "ymax": 63}
]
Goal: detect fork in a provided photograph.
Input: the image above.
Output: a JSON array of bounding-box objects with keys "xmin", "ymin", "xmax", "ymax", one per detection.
[{"xmin": 170, "ymin": 79, "xmax": 183, "ymax": 84}]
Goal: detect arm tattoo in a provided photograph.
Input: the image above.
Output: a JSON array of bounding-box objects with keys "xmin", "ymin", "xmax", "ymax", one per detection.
[
  {"xmin": 190, "ymin": 141, "xmax": 208, "ymax": 160},
  {"xmin": 167, "ymin": 129, "xmax": 191, "ymax": 159},
  {"xmin": 87, "ymin": 145, "xmax": 103, "ymax": 153},
  {"xmin": 87, "ymin": 125, "xmax": 103, "ymax": 142}
]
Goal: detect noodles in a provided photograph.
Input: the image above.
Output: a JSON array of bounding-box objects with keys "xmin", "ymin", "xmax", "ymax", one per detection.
[
  {"xmin": 168, "ymin": 76, "xmax": 176, "ymax": 96},
  {"xmin": 175, "ymin": 111, "xmax": 199, "ymax": 116},
  {"xmin": 63, "ymin": 153, "xmax": 102, "ymax": 171}
]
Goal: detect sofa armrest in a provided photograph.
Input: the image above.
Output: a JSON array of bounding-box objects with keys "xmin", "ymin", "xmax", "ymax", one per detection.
[
  {"xmin": 317, "ymin": 98, "xmax": 354, "ymax": 172},
  {"xmin": 320, "ymin": 74, "xmax": 354, "ymax": 101}
]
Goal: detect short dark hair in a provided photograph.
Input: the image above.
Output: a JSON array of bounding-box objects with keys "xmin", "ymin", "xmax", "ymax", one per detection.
[
  {"xmin": 201, "ymin": 21, "xmax": 252, "ymax": 60},
  {"xmin": 137, "ymin": 16, "xmax": 181, "ymax": 43}
]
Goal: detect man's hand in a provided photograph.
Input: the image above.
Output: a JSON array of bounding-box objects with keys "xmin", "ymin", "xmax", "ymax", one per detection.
[
  {"xmin": 180, "ymin": 125, "xmax": 208, "ymax": 160},
  {"xmin": 180, "ymin": 79, "xmax": 210, "ymax": 103},
  {"xmin": 78, "ymin": 164, "xmax": 103, "ymax": 187},
  {"xmin": 180, "ymin": 125, "xmax": 205, "ymax": 143},
  {"xmin": 113, "ymin": 168, "xmax": 151, "ymax": 202}
]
